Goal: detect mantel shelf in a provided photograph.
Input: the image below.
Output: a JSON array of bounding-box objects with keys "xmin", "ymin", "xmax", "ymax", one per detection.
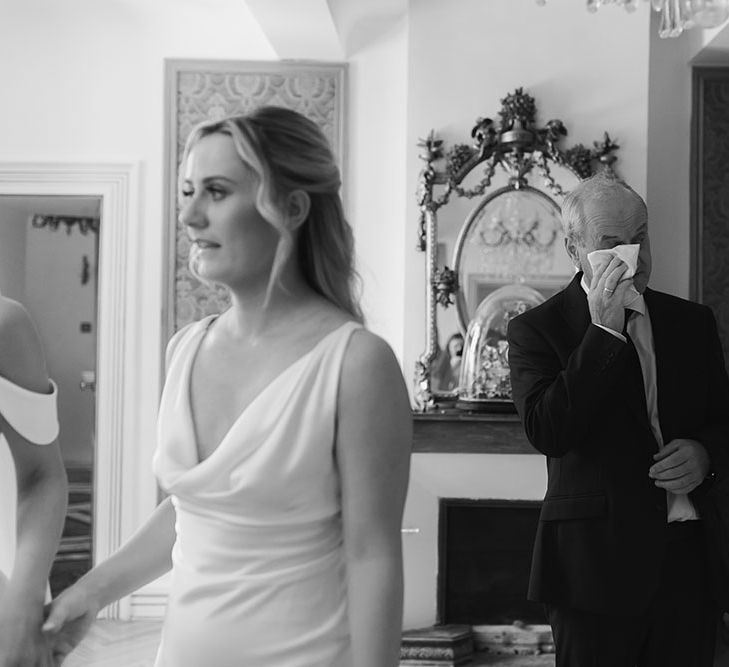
[{"xmin": 412, "ymin": 409, "xmax": 535, "ymax": 454}]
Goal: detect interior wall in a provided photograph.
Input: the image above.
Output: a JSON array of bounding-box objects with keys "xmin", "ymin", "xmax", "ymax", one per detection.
[
  {"xmin": 0, "ymin": 206, "xmax": 27, "ymax": 300},
  {"xmin": 340, "ymin": 7, "xmax": 409, "ymax": 362},
  {"xmin": 25, "ymin": 224, "xmax": 97, "ymax": 466},
  {"xmin": 646, "ymin": 12, "xmax": 695, "ymax": 299}
]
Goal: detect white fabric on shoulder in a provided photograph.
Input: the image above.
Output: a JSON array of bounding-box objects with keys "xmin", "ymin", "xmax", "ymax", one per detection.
[
  {"xmin": 0, "ymin": 375, "xmax": 59, "ymax": 445},
  {"xmin": 165, "ymin": 316, "xmax": 217, "ymax": 374}
]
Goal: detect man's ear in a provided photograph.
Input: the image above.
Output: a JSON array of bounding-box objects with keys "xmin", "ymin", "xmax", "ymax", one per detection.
[
  {"xmin": 286, "ymin": 190, "xmax": 311, "ymax": 230},
  {"xmin": 564, "ymin": 236, "xmax": 580, "ymax": 270}
]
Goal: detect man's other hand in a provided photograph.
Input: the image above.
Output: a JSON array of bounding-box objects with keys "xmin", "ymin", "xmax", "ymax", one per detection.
[{"xmin": 648, "ymin": 438, "xmax": 710, "ymax": 494}]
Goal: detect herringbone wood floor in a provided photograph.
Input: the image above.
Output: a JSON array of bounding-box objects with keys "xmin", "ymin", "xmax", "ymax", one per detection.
[
  {"xmin": 54, "ymin": 619, "xmax": 729, "ymax": 666},
  {"xmin": 61, "ymin": 620, "xmax": 162, "ymax": 667}
]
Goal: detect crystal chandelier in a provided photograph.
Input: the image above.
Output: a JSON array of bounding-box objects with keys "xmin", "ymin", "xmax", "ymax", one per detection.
[{"xmin": 537, "ymin": 0, "xmax": 729, "ymax": 38}]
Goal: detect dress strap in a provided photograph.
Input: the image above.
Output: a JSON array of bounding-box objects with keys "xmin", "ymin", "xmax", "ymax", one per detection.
[{"xmin": 166, "ymin": 315, "xmax": 219, "ymax": 373}]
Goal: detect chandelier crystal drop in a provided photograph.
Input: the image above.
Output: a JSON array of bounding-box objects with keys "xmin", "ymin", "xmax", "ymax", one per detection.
[{"xmin": 539, "ymin": 0, "xmax": 729, "ymax": 37}]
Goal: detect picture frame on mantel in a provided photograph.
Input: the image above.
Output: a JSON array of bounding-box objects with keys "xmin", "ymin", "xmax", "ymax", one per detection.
[{"xmin": 162, "ymin": 58, "xmax": 347, "ymax": 346}]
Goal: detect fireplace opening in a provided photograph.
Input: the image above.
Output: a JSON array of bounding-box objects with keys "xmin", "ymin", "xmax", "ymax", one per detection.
[{"xmin": 437, "ymin": 498, "xmax": 546, "ymax": 625}]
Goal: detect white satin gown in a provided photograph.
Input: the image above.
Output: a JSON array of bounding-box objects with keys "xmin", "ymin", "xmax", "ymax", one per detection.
[
  {"xmin": 153, "ymin": 316, "xmax": 361, "ymax": 667},
  {"xmin": 0, "ymin": 374, "xmax": 59, "ymax": 597}
]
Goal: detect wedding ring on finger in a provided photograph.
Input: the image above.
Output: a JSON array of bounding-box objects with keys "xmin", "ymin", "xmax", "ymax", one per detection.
[{"xmin": 604, "ymin": 287, "xmax": 615, "ymax": 294}]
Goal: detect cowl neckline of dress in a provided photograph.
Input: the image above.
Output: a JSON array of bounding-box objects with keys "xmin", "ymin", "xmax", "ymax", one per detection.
[{"xmin": 184, "ymin": 318, "xmax": 357, "ymax": 470}]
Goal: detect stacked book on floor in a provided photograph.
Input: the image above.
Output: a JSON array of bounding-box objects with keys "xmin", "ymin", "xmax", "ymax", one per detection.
[
  {"xmin": 400, "ymin": 624, "xmax": 474, "ymax": 666},
  {"xmin": 472, "ymin": 623, "xmax": 554, "ymax": 655}
]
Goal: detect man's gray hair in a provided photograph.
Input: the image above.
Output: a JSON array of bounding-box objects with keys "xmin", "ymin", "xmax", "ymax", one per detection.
[{"xmin": 561, "ymin": 170, "xmax": 647, "ymax": 245}]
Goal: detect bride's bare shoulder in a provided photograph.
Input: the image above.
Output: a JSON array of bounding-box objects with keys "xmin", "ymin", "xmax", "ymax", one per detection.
[
  {"xmin": 0, "ymin": 296, "xmax": 50, "ymax": 391},
  {"xmin": 341, "ymin": 328, "xmax": 402, "ymax": 383}
]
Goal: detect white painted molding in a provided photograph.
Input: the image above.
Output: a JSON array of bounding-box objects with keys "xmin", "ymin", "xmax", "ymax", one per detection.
[
  {"xmin": 0, "ymin": 162, "xmax": 141, "ymax": 619},
  {"xmin": 129, "ymin": 591, "xmax": 169, "ymax": 620}
]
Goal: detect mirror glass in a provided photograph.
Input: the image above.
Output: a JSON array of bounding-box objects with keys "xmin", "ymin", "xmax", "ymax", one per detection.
[
  {"xmin": 430, "ymin": 331, "xmax": 464, "ymax": 394},
  {"xmin": 453, "ymin": 185, "xmax": 573, "ymax": 332}
]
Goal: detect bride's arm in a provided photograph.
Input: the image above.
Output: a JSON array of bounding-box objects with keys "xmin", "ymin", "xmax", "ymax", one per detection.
[
  {"xmin": 45, "ymin": 320, "xmax": 190, "ymax": 662},
  {"xmin": 43, "ymin": 497, "xmax": 176, "ymax": 659},
  {"xmin": 336, "ymin": 330, "xmax": 412, "ymax": 667},
  {"xmin": 62, "ymin": 497, "xmax": 176, "ymax": 609}
]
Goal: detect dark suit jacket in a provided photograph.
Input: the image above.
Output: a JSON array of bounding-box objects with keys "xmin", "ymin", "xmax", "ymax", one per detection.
[{"xmin": 507, "ymin": 273, "xmax": 729, "ymax": 614}]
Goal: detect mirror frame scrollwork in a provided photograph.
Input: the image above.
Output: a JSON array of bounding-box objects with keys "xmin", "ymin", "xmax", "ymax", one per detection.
[{"xmin": 414, "ymin": 88, "xmax": 619, "ymax": 411}]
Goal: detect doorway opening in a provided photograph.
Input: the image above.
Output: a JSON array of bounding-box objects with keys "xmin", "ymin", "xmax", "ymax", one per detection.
[{"xmin": 0, "ymin": 193, "xmax": 100, "ymax": 594}]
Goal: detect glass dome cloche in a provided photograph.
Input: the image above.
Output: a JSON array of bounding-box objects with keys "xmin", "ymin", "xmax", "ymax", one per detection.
[{"xmin": 456, "ymin": 283, "xmax": 545, "ymax": 412}]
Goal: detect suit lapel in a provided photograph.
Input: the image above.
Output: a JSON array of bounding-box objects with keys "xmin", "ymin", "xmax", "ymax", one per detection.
[{"xmin": 560, "ymin": 273, "xmax": 591, "ymax": 340}]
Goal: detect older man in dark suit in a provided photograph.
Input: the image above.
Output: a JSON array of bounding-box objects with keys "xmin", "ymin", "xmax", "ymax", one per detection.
[{"xmin": 507, "ymin": 171, "xmax": 729, "ymax": 667}]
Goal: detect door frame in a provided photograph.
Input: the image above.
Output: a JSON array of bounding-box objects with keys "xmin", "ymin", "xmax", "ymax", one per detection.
[
  {"xmin": 0, "ymin": 162, "xmax": 140, "ymax": 619},
  {"xmin": 690, "ymin": 66, "xmax": 729, "ymax": 373}
]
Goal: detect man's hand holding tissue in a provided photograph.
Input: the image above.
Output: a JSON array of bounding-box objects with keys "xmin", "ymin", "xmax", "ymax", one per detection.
[{"xmin": 586, "ymin": 254, "xmax": 632, "ymax": 333}]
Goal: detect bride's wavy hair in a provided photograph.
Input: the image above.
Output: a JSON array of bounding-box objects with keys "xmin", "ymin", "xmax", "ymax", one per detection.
[{"xmin": 180, "ymin": 106, "xmax": 363, "ymax": 322}]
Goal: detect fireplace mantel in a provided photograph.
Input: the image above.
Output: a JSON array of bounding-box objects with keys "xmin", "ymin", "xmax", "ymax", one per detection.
[
  {"xmin": 413, "ymin": 410, "xmax": 533, "ymax": 454},
  {"xmin": 403, "ymin": 410, "xmax": 546, "ymax": 629}
]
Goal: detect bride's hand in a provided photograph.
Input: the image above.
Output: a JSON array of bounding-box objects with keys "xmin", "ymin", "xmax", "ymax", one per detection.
[{"xmin": 43, "ymin": 584, "xmax": 100, "ymax": 665}]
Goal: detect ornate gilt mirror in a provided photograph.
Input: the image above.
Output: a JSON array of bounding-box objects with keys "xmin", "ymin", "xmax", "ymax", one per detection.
[{"xmin": 414, "ymin": 88, "xmax": 619, "ymax": 412}]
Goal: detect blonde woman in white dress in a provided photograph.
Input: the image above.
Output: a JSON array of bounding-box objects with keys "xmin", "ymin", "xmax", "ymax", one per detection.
[
  {"xmin": 45, "ymin": 106, "xmax": 412, "ymax": 667},
  {"xmin": 0, "ymin": 295, "xmax": 66, "ymax": 666}
]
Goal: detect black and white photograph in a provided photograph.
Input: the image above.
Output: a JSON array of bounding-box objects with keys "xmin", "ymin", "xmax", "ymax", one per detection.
[{"xmin": 1, "ymin": 1, "xmax": 729, "ymax": 666}]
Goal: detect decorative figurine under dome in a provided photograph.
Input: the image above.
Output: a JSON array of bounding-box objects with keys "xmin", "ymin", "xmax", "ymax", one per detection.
[{"xmin": 456, "ymin": 284, "xmax": 545, "ymax": 411}]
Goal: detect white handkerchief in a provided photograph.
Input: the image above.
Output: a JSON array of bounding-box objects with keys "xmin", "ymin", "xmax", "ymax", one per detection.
[
  {"xmin": 587, "ymin": 243, "xmax": 641, "ymax": 304},
  {"xmin": 587, "ymin": 243, "xmax": 640, "ymax": 279}
]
